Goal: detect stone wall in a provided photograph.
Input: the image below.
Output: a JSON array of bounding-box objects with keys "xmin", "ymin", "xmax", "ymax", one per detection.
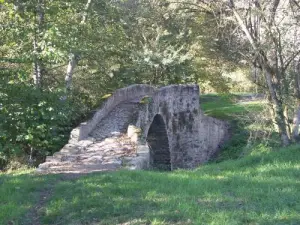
[
  {"xmin": 67, "ymin": 84, "xmax": 229, "ymax": 170},
  {"xmin": 134, "ymin": 85, "xmax": 229, "ymax": 169},
  {"xmin": 79, "ymin": 84, "xmax": 156, "ymax": 140},
  {"xmin": 197, "ymin": 115, "xmax": 229, "ymax": 161}
]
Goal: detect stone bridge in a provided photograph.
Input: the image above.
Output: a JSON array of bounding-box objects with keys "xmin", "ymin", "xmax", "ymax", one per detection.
[{"xmin": 38, "ymin": 84, "xmax": 229, "ymax": 173}]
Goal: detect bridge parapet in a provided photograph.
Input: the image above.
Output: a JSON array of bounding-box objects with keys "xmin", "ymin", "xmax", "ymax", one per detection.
[
  {"xmin": 64, "ymin": 84, "xmax": 229, "ymax": 170},
  {"xmin": 79, "ymin": 84, "xmax": 156, "ymax": 140}
]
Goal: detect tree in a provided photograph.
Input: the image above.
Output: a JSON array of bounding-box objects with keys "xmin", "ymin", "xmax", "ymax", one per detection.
[
  {"xmin": 0, "ymin": 0, "xmax": 237, "ymax": 167},
  {"xmin": 176, "ymin": 0, "xmax": 300, "ymax": 145}
]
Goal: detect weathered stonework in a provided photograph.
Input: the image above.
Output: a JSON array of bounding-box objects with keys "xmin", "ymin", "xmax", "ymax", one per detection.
[
  {"xmin": 79, "ymin": 84, "xmax": 156, "ymax": 140},
  {"xmin": 131, "ymin": 85, "xmax": 229, "ymax": 169},
  {"xmin": 37, "ymin": 84, "xmax": 229, "ymax": 173}
]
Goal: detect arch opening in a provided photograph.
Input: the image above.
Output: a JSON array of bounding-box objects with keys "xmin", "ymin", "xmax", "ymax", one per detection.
[{"xmin": 146, "ymin": 114, "xmax": 171, "ymax": 170}]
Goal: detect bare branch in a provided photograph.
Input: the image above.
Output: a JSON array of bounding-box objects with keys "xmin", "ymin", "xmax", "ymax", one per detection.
[
  {"xmin": 283, "ymin": 49, "xmax": 300, "ymax": 71},
  {"xmin": 270, "ymin": 0, "xmax": 281, "ymax": 22},
  {"xmin": 228, "ymin": 0, "xmax": 258, "ymax": 51}
]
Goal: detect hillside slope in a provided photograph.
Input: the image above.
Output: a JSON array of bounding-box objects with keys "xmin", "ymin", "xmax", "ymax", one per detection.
[{"xmin": 1, "ymin": 145, "xmax": 300, "ymax": 225}]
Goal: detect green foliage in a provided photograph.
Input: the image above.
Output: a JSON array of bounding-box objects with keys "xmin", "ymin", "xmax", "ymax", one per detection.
[
  {"xmin": 0, "ymin": 0, "xmax": 281, "ymax": 168},
  {"xmin": 139, "ymin": 95, "xmax": 152, "ymax": 104},
  {"xmin": 0, "ymin": 72, "xmax": 87, "ymax": 169},
  {"xmin": 200, "ymin": 93, "xmax": 274, "ymax": 162},
  {"xmin": 1, "ymin": 0, "xmax": 235, "ymax": 106}
]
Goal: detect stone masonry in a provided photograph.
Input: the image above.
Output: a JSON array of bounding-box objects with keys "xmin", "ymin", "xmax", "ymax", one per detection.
[{"xmin": 37, "ymin": 84, "xmax": 229, "ymax": 173}]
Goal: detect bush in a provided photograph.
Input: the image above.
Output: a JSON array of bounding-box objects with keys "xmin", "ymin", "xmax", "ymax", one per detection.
[{"xmin": 0, "ymin": 79, "xmax": 87, "ymax": 169}]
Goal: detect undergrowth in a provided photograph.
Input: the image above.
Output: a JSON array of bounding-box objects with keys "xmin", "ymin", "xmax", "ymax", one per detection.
[
  {"xmin": 200, "ymin": 93, "xmax": 279, "ymax": 162},
  {"xmin": 0, "ymin": 73, "xmax": 89, "ymax": 170}
]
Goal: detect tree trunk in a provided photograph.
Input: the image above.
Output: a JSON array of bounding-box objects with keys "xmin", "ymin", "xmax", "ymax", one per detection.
[
  {"xmin": 274, "ymin": 105, "xmax": 290, "ymax": 146},
  {"xmin": 292, "ymin": 101, "xmax": 300, "ymax": 140},
  {"xmin": 32, "ymin": 56, "xmax": 43, "ymax": 88},
  {"xmin": 228, "ymin": 1, "xmax": 292, "ymax": 146},
  {"xmin": 292, "ymin": 60, "xmax": 300, "ymax": 140},
  {"xmin": 64, "ymin": 0, "xmax": 92, "ymax": 93},
  {"xmin": 267, "ymin": 94, "xmax": 279, "ymax": 132},
  {"xmin": 283, "ymin": 105, "xmax": 291, "ymax": 140},
  {"xmin": 81, "ymin": 0, "xmax": 92, "ymax": 24},
  {"xmin": 264, "ymin": 67, "xmax": 290, "ymax": 146},
  {"xmin": 32, "ymin": 0, "xmax": 44, "ymax": 88},
  {"xmin": 65, "ymin": 53, "xmax": 78, "ymax": 93}
]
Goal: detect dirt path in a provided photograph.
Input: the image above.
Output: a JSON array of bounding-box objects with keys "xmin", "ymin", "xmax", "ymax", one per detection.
[{"xmin": 23, "ymin": 173, "xmax": 83, "ymax": 225}]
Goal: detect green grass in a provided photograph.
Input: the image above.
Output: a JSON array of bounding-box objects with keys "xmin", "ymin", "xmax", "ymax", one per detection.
[
  {"xmin": 200, "ymin": 93, "xmax": 276, "ymax": 162},
  {"xmin": 200, "ymin": 94, "xmax": 263, "ymax": 120},
  {"xmin": 0, "ymin": 169, "xmax": 60, "ymax": 225},
  {"xmin": 2, "ymin": 93, "xmax": 298, "ymax": 225},
  {"xmin": 1, "ymin": 146, "xmax": 300, "ymax": 224}
]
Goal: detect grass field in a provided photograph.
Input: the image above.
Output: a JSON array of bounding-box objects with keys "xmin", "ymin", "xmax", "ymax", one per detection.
[
  {"xmin": 200, "ymin": 94, "xmax": 264, "ymax": 120},
  {"xmin": 1, "ymin": 146, "xmax": 300, "ymax": 225},
  {"xmin": 1, "ymin": 94, "xmax": 300, "ymax": 225}
]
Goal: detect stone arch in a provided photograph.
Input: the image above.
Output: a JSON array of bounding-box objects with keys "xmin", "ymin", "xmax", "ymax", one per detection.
[
  {"xmin": 52, "ymin": 84, "xmax": 230, "ymax": 173},
  {"xmin": 146, "ymin": 114, "xmax": 171, "ymax": 170}
]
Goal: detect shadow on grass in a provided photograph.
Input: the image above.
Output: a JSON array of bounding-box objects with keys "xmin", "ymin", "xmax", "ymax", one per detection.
[
  {"xmin": 40, "ymin": 148, "xmax": 300, "ymax": 225},
  {"xmin": 0, "ymin": 171, "xmax": 61, "ymax": 225},
  {"xmin": 1, "ymin": 148, "xmax": 300, "ymax": 225}
]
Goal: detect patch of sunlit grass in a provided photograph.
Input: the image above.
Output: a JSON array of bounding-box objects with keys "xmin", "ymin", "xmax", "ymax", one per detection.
[
  {"xmin": 38, "ymin": 145, "xmax": 300, "ymax": 225},
  {"xmin": 0, "ymin": 170, "xmax": 58, "ymax": 225},
  {"xmin": 200, "ymin": 93, "xmax": 277, "ymax": 162},
  {"xmin": 201, "ymin": 94, "xmax": 264, "ymax": 120}
]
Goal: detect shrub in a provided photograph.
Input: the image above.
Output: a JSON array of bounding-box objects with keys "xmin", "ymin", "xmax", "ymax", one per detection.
[{"xmin": 0, "ymin": 76, "xmax": 87, "ymax": 169}]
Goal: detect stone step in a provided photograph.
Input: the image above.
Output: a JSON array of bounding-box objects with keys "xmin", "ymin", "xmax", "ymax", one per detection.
[
  {"xmin": 45, "ymin": 156, "xmax": 61, "ymax": 163},
  {"xmin": 37, "ymin": 133, "xmax": 141, "ymax": 173},
  {"xmin": 37, "ymin": 160, "xmax": 123, "ymax": 174},
  {"xmin": 36, "ymin": 101, "xmax": 149, "ymax": 174},
  {"xmin": 38, "ymin": 161, "xmax": 72, "ymax": 170},
  {"xmin": 52, "ymin": 152, "xmax": 66, "ymax": 159}
]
